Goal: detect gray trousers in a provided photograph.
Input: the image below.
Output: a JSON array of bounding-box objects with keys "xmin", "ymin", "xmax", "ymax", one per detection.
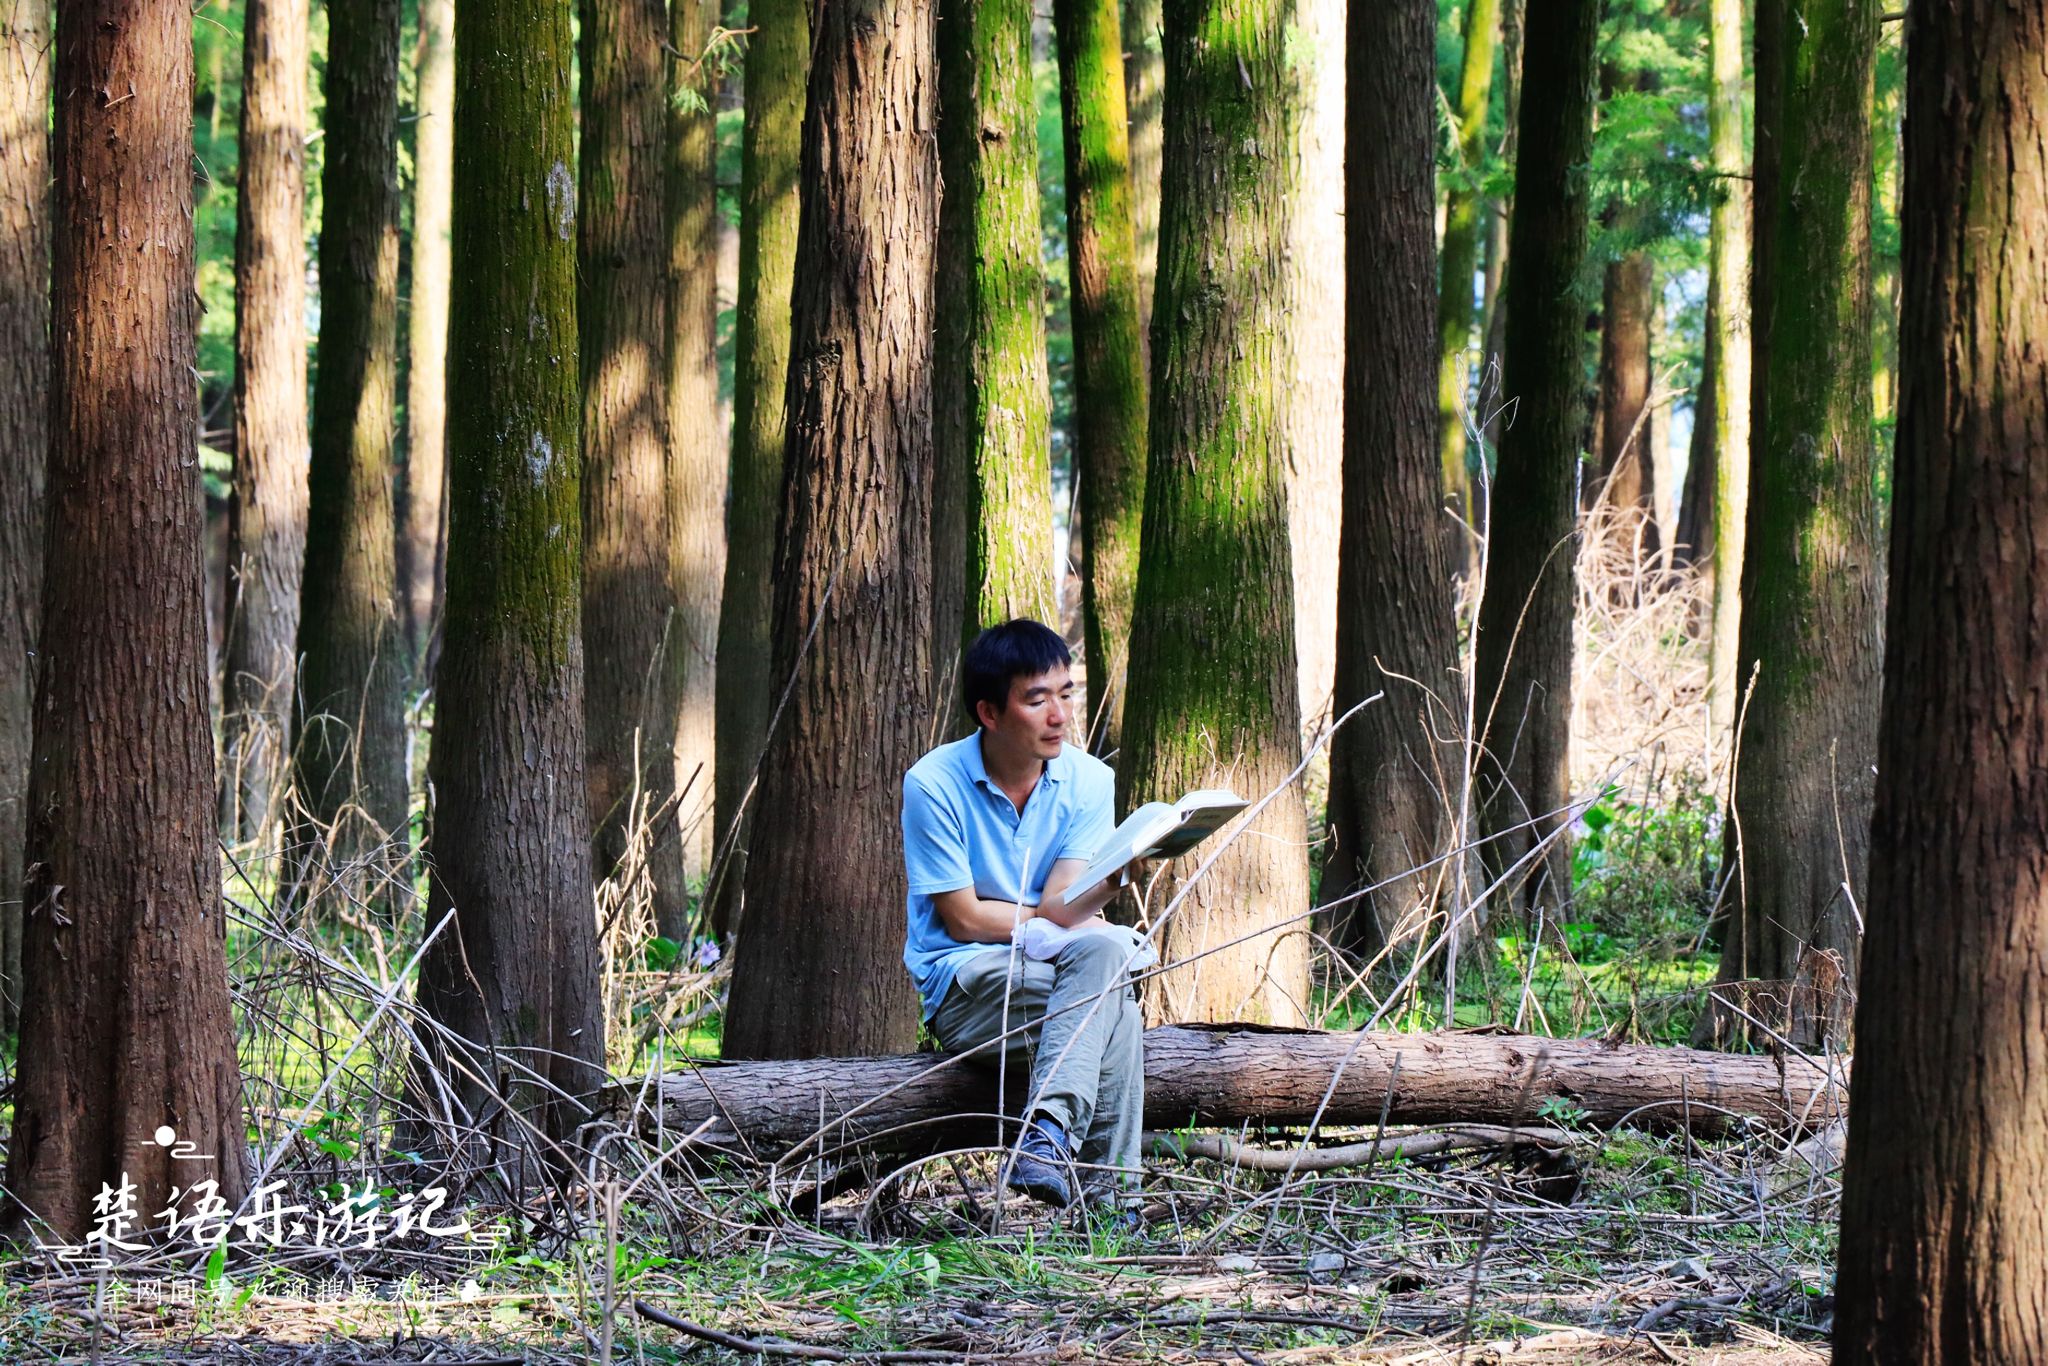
[{"xmin": 933, "ymin": 934, "xmax": 1146, "ymax": 1182}]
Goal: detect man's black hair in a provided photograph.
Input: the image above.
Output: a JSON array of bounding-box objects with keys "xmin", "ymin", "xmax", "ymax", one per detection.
[{"xmin": 962, "ymin": 619, "xmax": 1071, "ymax": 726}]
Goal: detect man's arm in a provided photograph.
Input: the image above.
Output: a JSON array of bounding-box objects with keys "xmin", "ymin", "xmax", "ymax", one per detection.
[{"xmin": 930, "ymin": 857, "xmax": 1132, "ymax": 943}]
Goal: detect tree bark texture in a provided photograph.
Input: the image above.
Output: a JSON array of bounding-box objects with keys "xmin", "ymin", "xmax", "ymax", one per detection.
[
  {"xmin": 579, "ymin": 0, "xmax": 686, "ymax": 930},
  {"xmin": 1119, "ymin": 0, "xmax": 1310, "ymax": 1028},
  {"xmin": 1594, "ymin": 250, "xmax": 1658, "ymax": 559},
  {"xmin": 414, "ymin": 0, "xmax": 606, "ymax": 1147},
  {"xmin": 1702, "ymin": 0, "xmax": 1752, "ymax": 742},
  {"xmin": 400, "ymin": 0, "xmax": 454, "ymax": 671},
  {"xmin": 721, "ymin": 0, "xmax": 936, "ymax": 1059},
  {"xmin": 1470, "ymin": 0, "xmax": 1598, "ymax": 920},
  {"xmin": 1053, "ymin": 0, "xmax": 1147, "ymax": 754},
  {"xmin": 289, "ymin": 0, "xmax": 410, "ymax": 906},
  {"xmin": 1320, "ymin": 0, "xmax": 1462, "ymax": 959},
  {"xmin": 1834, "ymin": 2, "xmax": 2048, "ymax": 1355},
  {"xmin": 709, "ymin": 0, "xmax": 807, "ymax": 939},
  {"xmin": 1478, "ymin": 0, "xmax": 1524, "ymax": 392},
  {"xmin": 220, "ymin": 0, "xmax": 310, "ymax": 848},
  {"xmin": 1121, "ymin": 0, "xmax": 1162, "ymax": 352},
  {"xmin": 7, "ymin": 0, "xmax": 249, "ymax": 1238},
  {"xmin": 1435, "ymin": 0, "xmax": 1501, "ymax": 542},
  {"xmin": 0, "ymin": 0, "xmax": 49, "ymax": 1032},
  {"xmin": 935, "ymin": 0, "xmax": 1057, "ymax": 650},
  {"xmin": 665, "ymin": 0, "xmax": 727, "ymax": 899},
  {"xmin": 1282, "ymin": 0, "xmax": 1344, "ymax": 727},
  {"xmin": 1700, "ymin": 0, "xmax": 1881, "ymax": 1051},
  {"xmin": 633, "ymin": 1025, "xmax": 1849, "ymax": 1155},
  {"xmin": 1675, "ymin": 293, "xmax": 1717, "ymax": 570}
]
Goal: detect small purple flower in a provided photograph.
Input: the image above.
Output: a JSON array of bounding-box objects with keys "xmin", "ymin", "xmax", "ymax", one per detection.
[{"xmin": 691, "ymin": 938, "xmax": 723, "ymax": 969}]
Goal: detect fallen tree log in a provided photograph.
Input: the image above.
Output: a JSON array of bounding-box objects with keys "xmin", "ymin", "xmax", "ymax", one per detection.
[{"xmin": 617, "ymin": 1024, "xmax": 1848, "ymax": 1158}]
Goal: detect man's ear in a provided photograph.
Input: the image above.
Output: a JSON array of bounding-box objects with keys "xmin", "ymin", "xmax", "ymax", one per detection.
[{"xmin": 974, "ymin": 697, "xmax": 1001, "ymax": 732}]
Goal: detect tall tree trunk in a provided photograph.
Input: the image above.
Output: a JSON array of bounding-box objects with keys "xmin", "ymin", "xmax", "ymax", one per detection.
[
  {"xmin": 1834, "ymin": 3, "xmax": 2048, "ymax": 1350},
  {"xmin": 1121, "ymin": 0, "xmax": 1162, "ymax": 352},
  {"xmin": 721, "ymin": 0, "xmax": 936, "ymax": 1060},
  {"xmin": 414, "ymin": 0, "xmax": 605, "ymax": 1151},
  {"xmin": 0, "ymin": 0, "xmax": 50, "ymax": 1033},
  {"xmin": 665, "ymin": 0, "xmax": 726, "ymax": 907},
  {"xmin": 1120, "ymin": 0, "xmax": 1310, "ymax": 1028},
  {"xmin": 1054, "ymin": 0, "xmax": 1147, "ymax": 753},
  {"xmin": 289, "ymin": 0, "xmax": 410, "ymax": 909},
  {"xmin": 1320, "ymin": 0, "xmax": 1461, "ymax": 958},
  {"xmin": 1470, "ymin": 0, "xmax": 1599, "ymax": 921},
  {"xmin": 579, "ymin": 0, "xmax": 683, "ymax": 928},
  {"xmin": 1283, "ymin": 0, "xmax": 1343, "ymax": 727},
  {"xmin": 1594, "ymin": 250, "xmax": 1658, "ymax": 560},
  {"xmin": 708, "ymin": 0, "xmax": 807, "ymax": 939},
  {"xmin": 1436, "ymin": 0, "xmax": 1502, "ymax": 551},
  {"xmin": 1675, "ymin": 291, "xmax": 1717, "ymax": 569},
  {"xmin": 6, "ymin": 0, "xmax": 248, "ymax": 1237},
  {"xmin": 935, "ymin": 0, "xmax": 1056, "ymax": 647},
  {"xmin": 1479, "ymin": 0, "xmax": 1524, "ymax": 451},
  {"xmin": 1702, "ymin": 0, "xmax": 1752, "ymax": 740},
  {"xmin": 400, "ymin": 0, "xmax": 454, "ymax": 672},
  {"xmin": 220, "ymin": 0, "xmax": 310, "ymax": 847},
  {"xmin": 1698, "ymin": 0, "xmax": 1881, "ymax": 1051}
]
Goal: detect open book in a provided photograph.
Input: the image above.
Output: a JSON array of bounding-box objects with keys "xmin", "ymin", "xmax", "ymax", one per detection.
[{"xmin": 1062, "ymin": 788, "xmax": 1248, "ymax": 902}]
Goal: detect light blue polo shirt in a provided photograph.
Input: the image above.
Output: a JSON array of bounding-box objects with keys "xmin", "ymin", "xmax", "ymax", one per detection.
[{"xmin": 901, "ymin": 733, "xmax": 1117, "ymax": 1019}]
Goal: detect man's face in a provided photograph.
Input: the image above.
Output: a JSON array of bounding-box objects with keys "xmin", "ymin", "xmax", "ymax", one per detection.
[{"xmin": 978, "ymin": 665, "xmax": 1075, "ymax": 761}]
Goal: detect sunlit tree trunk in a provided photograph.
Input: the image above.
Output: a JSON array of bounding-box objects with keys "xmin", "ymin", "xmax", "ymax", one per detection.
[
  {"xmin": 1053, "ymin": 0, "xmax": 1147, "ymax": 751},
  {"xmin": 579, "ymin": 0, "xmax": 679, "ymax": 925},
  {"xmin": 414, "ymin": 0, "xmax": 605, "ymax": 1150},
  {"xmin": 934, "ymin": 0, "xmax": 1056, "ymax": 649},
  {"xmin": 722, "ymin": 0, "xmax": 936, "ymax": 1059},
  {"xmin": 7, "ymin": 0, "xmax": 248, "ymax": 1237},
  {"xmin": 1470, "ymin": 0, "xmax": 1599, "ymax": 920},
  {"xmin": 289, "ymin": 0, "xmax": 410, "ymax": 908},
  {"xmin": 1283, "ymin": 0, "xmax": 1343, "ymax": 727},
  {"xmin": 400, "ymin": 0, "xmax": 454, "ymax": 672},
  {"xmin": 708, "ymin": 0, "xmax": 807, "ymax": 939},
  {"xmin": 665, "ymin": 0, "xmax": 726, "ymax": 912},
  {"xmin": 1698, "ymin": 0, "xmax": 1881, "ymax": 1051},
  {"xmin": 1702, "ymin": 0, "xmax": 1752, "ymax": 742},
  {"xmin": 1436, "ymin": 0, "xmax": 1501, "ymax": 547},
  {"xmin": 1834, "ymin": 2, "xmax": 2048, "ymax": 1352},
  {"xmin": 1121, "ymin": 0, "xmax": 1310, "ymax": 1027},
  {"xmin": 1594, "ymin": 250, "xmax": 1658, "ymax": 562},
  {"xmin": 1121, "ymin": 0, "xmax": 1162, "ymax": 349},
  {"xmin": 1321, "ymin": 0, "xmax": 1461, "ymax": 958},
  {"xmin": 0, "ymin": 0, "xmax": 50, "ymax": 1031},
  {"xmin": 220, "ymin": 0, "xmax": 310, "ymax": 847}
]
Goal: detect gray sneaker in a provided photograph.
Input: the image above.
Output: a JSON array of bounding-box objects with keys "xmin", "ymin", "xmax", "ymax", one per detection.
[{"xmin": 1006, "ymin": 1117, "xmax": 1074, "ymax": 1208}]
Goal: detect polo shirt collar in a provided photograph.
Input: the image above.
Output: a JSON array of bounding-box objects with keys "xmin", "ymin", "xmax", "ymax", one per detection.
[{"xmin": 965, "ymin": 732, "xmax": 1065, "ymax": 791}]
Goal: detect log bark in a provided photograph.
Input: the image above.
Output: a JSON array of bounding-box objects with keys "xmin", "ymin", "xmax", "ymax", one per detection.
[{"xmin": 628, "ymin": 1026, "xmax": 1849, "ymax": 1156}]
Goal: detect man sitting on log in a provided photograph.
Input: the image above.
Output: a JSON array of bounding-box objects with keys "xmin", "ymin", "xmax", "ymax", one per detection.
[{"xmin": 901, "ymin": 619, "xmax": 1146, "ymax": 1209}]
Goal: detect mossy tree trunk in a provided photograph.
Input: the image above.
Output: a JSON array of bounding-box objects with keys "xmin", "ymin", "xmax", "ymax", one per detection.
[
  {"xmin": 1701, "ymin": 0, "xmax": 1752, "ymax": 739},
  {"xmin": 7, "ymin": 0, "xmax": 247, "ymax": 1238},
  {"xmin": 1121, "ymin": 0, "xmax": 1162, "ymax": 351},
  {"xmin": 1479, "ymin": 0, "xmax": 1523, "ymax": 392},
  {"xmin": 1834, "ymin": 2, "xmax": 2048, "ymax": 1350},
  {"xmin": 1436, "ymin": 0, "xmax": 1502, "ymax": 549},
  {"xmin": 935, "ymin": 0, "xmax": 1056, "ymax": 658},
  {"xmin": 1053, "ymin": 0, "xmax": 1147, "ymax": 752},
  {"xmin": 0, "ymin": 0, "xmax": 49, "ymax": 1032},
  {"xmin": 665, "ymin": 0, "xmax": 727, "ymax": 908},
  {"xmin": 708, "ymin": 0, "xmax": 807, "ymax": 939},
  {"xmin": 400, "ymin": 0, "xmax": 455, "ymax": 672},
  {"xmin": 722, "ymin": 0, "xmax": 935, "ymax": 1059},
  {"xmin": 414, "ymin": 0, "xmax": 605, "ymax": 1150},
  {"xmin": 220, "ymin": 0, "xmax": 310, "ymax": 847},
  {"xmin": 1320, "ymin": 0, "xmax": 1462, "ymax": 959},
  {"xmin": 289, "ymin": 0, "xmax": 410, "ymax": 907},
  {"xmin": 579, "ymin": 0, "xmax": 685, "ymax": 931},
  {"xmin": 1698, "ymin": 0, "xmax": 1881, "ymax": 1051},
  {"xmin": 1120, "ymin": 0, "xmax": 1310, "ymax": 1028},
  {"xmin": 1470, "ymin": 0, "xmax": 1599, "ymax": 921}
]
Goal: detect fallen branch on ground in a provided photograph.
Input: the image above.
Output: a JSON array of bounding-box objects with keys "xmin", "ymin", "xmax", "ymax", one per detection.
[
  {"xmin": 618, "ymin": 1023, "xmax": 1848, "ymax": 1157},
  {"xmin": 1145, "ymin": 1123, "xmax": 1581, "ymax": 1172}
]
